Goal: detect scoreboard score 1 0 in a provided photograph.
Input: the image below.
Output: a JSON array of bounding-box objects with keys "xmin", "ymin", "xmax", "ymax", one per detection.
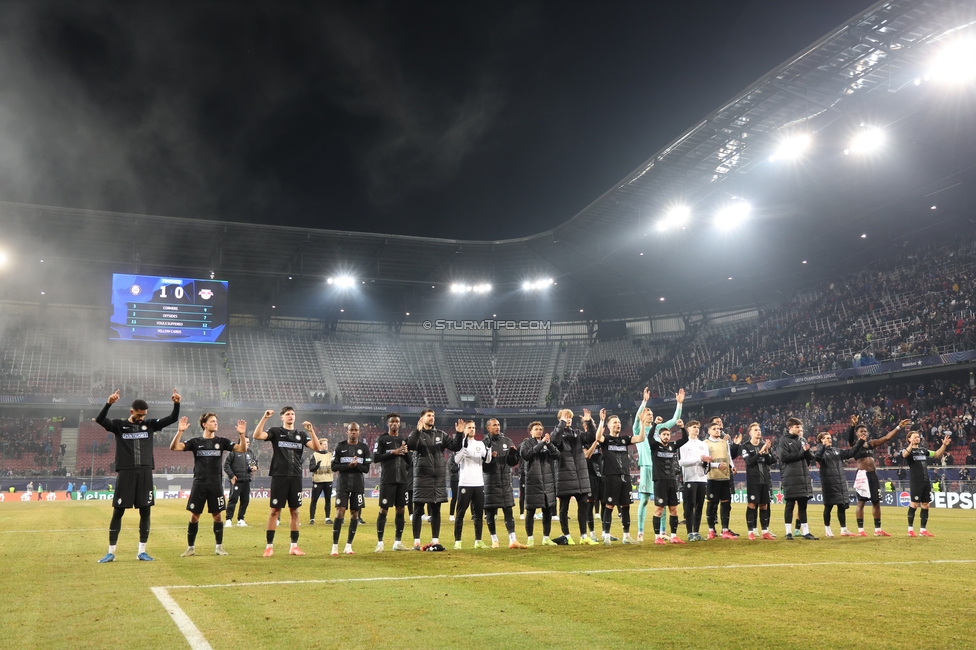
[{"xmin": 110, "ymin": 274, "xmax": 229, "ymax": 344}]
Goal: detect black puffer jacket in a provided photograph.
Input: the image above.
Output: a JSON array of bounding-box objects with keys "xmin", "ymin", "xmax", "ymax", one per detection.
[
  {"xmin": 520, "ymin": 436, "xmax": 559, "ymax": 509},
  {"xmin": 407, "ymin": 427, "xmax": 463, "ymax": 503},
  {"xmin": 551, "ymin": 420, "xmax": 592, "ymax": 496},
  {"xmin": 483, "ymin": 433, "xmax": 519, "ymax": 508},
  {"xmin": 778, "ymin": 433, "xmax": 815, "ymax": 499},
  {"xmin": 815, "ymin": 438, "xmax": 864, "ymax": 505}
]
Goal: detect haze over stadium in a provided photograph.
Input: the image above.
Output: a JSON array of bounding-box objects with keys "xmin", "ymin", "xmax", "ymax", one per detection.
[{"xmin": 2, "ymin": 1, "xmax": 976, "ymax": 649}]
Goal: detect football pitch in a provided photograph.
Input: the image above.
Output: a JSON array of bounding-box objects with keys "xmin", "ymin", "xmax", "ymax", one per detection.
[{"xmin": 2, "ymin": 499, "xmax": 974, "ymax": 649}]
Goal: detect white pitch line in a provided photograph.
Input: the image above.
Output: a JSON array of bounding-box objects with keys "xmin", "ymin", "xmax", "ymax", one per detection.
[
  {"xmin": 158, "ymin": 558, "xmax": 976, "ymax": 591},
  {"xmin": 151, "ymin": 587, "xmax": 213, "ymax": 650},
  {"xmin": 0, "ymin": 526, "xmax": 186, "ymax": 534}
]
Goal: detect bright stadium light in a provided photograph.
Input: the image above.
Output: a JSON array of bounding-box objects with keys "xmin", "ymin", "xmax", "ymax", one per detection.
[
  {"xmin": 473, "ymin": 283, "xmax": 492, "ymax": 294},
  {"xmin": 655, "ymin": 205, "xmax": 690, "ymax": 232},
  {"xmin": 0, "ymin": 250, "xmax": 8, "ymax": 269},
  {"xmin": 523, "ymin": 278, "xmax": 554, "ymax": 291},
  {"xmin": 450, "ymin": 283, "xmax": 465, "ymax": 293},
  {"xmin": 328, "ymin": 275, "xmax": 356, "ymax": 288},
  {"xmin": 845, "ymin": 125, "xmax": 884, "ymax": 155},
  {"xmin": 769, "ymin": 133, "xmax": 811, "ymax": 162},
  {"xmin": 452, "ymin": 282, "xmax": 491, "ymax": 294},
  {"xmin": 714, "ymin": 200, "xmax": 751, "ymax": 229},
  {"xmin": 928, "ymin": 39, "xmax": 976, "ymax": 83}
]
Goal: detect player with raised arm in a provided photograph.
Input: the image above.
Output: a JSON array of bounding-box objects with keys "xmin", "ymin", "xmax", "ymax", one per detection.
[
  {"xmin": 904, "ymin": 430, "xmax": 951, "ymax": 537},
  {"xmin": 253, "ymin": 407, "xmax": 321, "ymax": 557},
  {"xmin": 482, "ymin": 419, "xmax": 526, "ymax": 549},
  {"xmin": 594, "ymin": 408, "xmax": 646, "ymax": 545},
  {"xmin": 848, "ymin": 415, "xmax": 909, "ymax": 536},
  {"xmin": 171, "ymin": 413, "xmax": 247, "ymax": 556},
  {"xmin": 779, "ymin": 418, "xmax": 817, "ymax": 540},
  {"xmin": 635, "ymin": 388, "xmax": 684, "ymax": 542},
  {"xmin": 224, "ymin": 436, "xmax": 258, "ymax": 527},
  {"xmin": 580, "ymin": 410, "xmax": 603, "ymax": 542},
  {"xmin": 373, "ymin": 412, "xmax": 412, "ymax": 552},
  {"xmin": 648, "ymin": 420, "xmax": 690, "ymax": 544},
  {"xmin": 520, "ymin": 421, "xmax": 560, "ymax": 546},
  {"xmin": 739, "ymin": 423, "xmax": 776, "ymax": 540},
  {"xmin": 330, "ymin": 422, "xmax": 371, "ymax": 556},
  {"xmin": 96, "ymin": 389, "xmax": 180, "ymax": 563},
  {"xmin": 407, "ymin": 409, "xmax": 463, "ymax": 551},
  {"xmin": 551, "ymin": 409, "xmax": 594, "ymax": 545},
  {"xmin": 308, "ymin": 437, "xmax": 333, "ymax": 526},
  {"xmin": 453, "ymin": 420, "xmax": 491, "ymax": 550},
  {"xmin": 703, "ymin": 417, "xmax": 742, "ymax": 540},
  {"xmin": 814, "ymin": 430, "xmax": 864, "ymax": 537}
]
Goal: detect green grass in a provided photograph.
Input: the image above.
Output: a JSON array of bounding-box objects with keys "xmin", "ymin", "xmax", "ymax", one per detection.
[{"xmin": 2, "ymin": 499, "xmax": 975, "ymax": 649}]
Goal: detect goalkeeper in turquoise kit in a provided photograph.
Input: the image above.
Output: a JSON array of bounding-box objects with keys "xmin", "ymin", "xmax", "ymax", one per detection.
[{"xmin": 635, "ymin": 387, "xmax": 684, "ymax": 542}]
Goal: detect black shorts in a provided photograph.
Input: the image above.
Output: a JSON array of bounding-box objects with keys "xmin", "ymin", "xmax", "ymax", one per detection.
[
  {"xmin": 336, "ymin": 491, "xmax": 365, "ymax": 510},
  {"xmin": 602, "ymin": 475, "xmax": 632, "ymax": 507},
  {"xmin": 706, "ymin": 479, "xmax": 733, "ymax": 502},
  {"xmin": 587, "ymin": 473, "xmax": 603, "ymax": 502},
  {"xmin": 187, "ymin": 483, "xmax": 226, "ymax": 515},
  {"xmin": 378, "ymin": 482, "xmax": 408, "ymax": 509},
  {"xmin": 653, "ymin": 480, "xmax": 679, "ymax": 507},
  {"xmin": 910, "ymin": 484, "xmax": 932, "ymax": 504},
  {"xmin": 270, "ymin": 476, "xmax": 303, "ymax": 510},
  {"xmin": 113, "ymin": 468, "xmax": 154, "ymax": 509},
  {"xmin": 857, "ymin": 471, "xmax": 881, "ymax": 504}
]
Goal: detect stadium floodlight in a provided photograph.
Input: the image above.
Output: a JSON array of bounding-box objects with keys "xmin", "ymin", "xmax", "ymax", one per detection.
[
  {"xmin": 450, "ymin": 283, "xmax": 465, "ymax": 293},
  {"xmin": 845, "ymin": 126, "xmax": 884, "ymax": 155},
  {"xmin": 0, "ymin": 250, "xmax": 7, "ymax": 269},
  {"xmin": 928, "ymin": 39, "xmax": 976, "ymax": 83},
  {"xmin": 655, "ymin": 205, "xmax": 690, "ymax": 232},
  {"xmin": 473, "ymin": 283, "xmax": 492, "ymax": 294},
  {"xmin": 714, "ymin": 200, "xmax": 751, "ymax": 229},
  {"xmin": 522, "ymin": 278, "xmax": 554, "ymax": 291},
  {"xmin": 769, "ymin": 133, "xmax": 811, "ymax": 162}
]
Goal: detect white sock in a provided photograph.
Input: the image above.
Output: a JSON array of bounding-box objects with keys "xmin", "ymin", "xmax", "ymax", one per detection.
[
  {"xmin": 800, "ymin": 523, "xmax": 809, "ymax": 535},
  {"xmin": 491, "ymin": 534, "xmax": 499, "ymax": 543},
  {"xmin": 138, "ymin": 543, "xmax": 146, "ymax": 554},
  {"xmin": 825, "ymin": 526, "xmax": 833, "ymax": 536},
  {"xmin": 527, "ymin": 536, "xmax": 534, "ymax": 543},
  {"xmin": 508, "ymin": 532, "xmax": 516, "ymax": 542},
  {"xmin": 344, "ymin": 543, "xmax": 352, "ymax": 551},
  {"xmin": 108, "ymin": 545, "xmax": 117, "ymax": 554},
  {"xmin": 874, "ymin": 527, "xmax": 882, "ymax": 533},
  {"xmin": 187, "ymin": 545, "xmax": 195, "ymax": 551},
  {"xmin": 431, "ymin": 537, "xmax": 439, "ymax": 545},
  {"xmin": 908, "ymin": 526, "xmax": 914, "ymax": 532},
  {"xmin": 414, "ymin": 538, "xmax": 421, "ymax": 546},
  {"xmin": 290, "ymin": 542, "xmax": 297, "ymax": 549},
  {"xmin": 920, "ymin": 527, "xmax": 927, "ymax": 532},
  {"xmin": 762, "ymin": 529, "xmax": 769, "ymax": 534},
  {"xmin": 265, "ymin": 543, "xmax": 273, "ymax": 549},
  {"xmin": 840, "ymin": 527, "xmax": 850, "ymax": 534},
  {"xmin": 785, "ymin": 523, "xmax": 793, "ymax": 535},
  {"xmin": 215, "ymin": 544, "xmax": 222, "ymax": 550},
  {"xmin": 542, "ymin": 536, "xmax": 550, "ymax": 542},
  {"xmin": 332, "ymin": 544, "xmax": 338, "ymax": 553}
]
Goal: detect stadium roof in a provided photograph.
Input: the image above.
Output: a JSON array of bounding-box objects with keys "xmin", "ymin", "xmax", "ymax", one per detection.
[{"xmin": 2, "ymin": 0, "xmax": 975, "ymax": 322}]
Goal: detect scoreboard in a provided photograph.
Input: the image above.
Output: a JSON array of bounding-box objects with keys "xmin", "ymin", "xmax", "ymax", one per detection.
[{"xmin": 110, "ymin": 274, "xmax": 229, "ymax": 344}]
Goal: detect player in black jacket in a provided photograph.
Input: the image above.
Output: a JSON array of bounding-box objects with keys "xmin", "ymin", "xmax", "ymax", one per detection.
[
  {"xmin": 223, "ymin": 440, "xmax": 258, "ymax": 526},
  {"xmin": 814, "ymin": 431, "xmax": 864, "ymax": 537},
  {"xmin": 648, "ymin": 422, "xmax": 690, "ymax": 544},
  {"xmin": 331, "ymin": 422, "xmax": 371, "ymax": 556},
  {"xmin": 96, "ymin": 389, "xmax": 180, "ymax": 563},
  {"xmin": 482, "ymin": 419, "xmax": 526, "ymax": 549},
  {"xmin": 171, "ymin": 413, "xmax": 247, "ymax": 556},
  {"xmin": 740, "ymin": 423, "xmax": 776, "ymax": 540},
  {"xmin": 372, "ymin": 412, "xmax": 412, "ymax": 552},
  {"xmin": 407, "ymin": 409, "xmax": 463, "ymax": 550}
]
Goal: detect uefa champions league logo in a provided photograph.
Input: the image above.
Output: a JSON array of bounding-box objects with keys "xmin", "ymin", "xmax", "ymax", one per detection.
[{"xmin": 129, "ymin": 285, "xmax": 142, "ymax": 296}]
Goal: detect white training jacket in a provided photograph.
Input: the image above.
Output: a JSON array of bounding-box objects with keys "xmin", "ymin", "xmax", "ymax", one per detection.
[
  {"xmin": 455, "ymin": 438, "xmax": 491, "ymax": 487},
  {"xmin": 679, "ymin": 437, "xmax": 709, "ymax": 483}
]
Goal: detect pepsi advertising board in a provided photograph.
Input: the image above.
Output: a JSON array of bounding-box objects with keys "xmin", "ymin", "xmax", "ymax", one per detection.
[{"xmin": 110, "ymin": 274, "xmax": 228, "ymax": 344}]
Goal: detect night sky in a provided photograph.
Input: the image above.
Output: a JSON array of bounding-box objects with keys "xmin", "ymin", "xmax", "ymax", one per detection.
[{"xmin": 0, "ymin": 1, "xmax": 877, "ymax": 240}]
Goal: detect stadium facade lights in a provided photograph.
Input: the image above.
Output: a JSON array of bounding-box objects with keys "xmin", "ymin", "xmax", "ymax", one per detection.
[
  {"xmin": 328, "ymin": 275, "xmax": 356, "ymax": 288},
  {"xmin": 522, "ymin": 278, "xmax": 554, "ymax": 291},
  {"xmin": 769, "ymin": 133, "xmax": 811, "ymax": 162},
  {"xmin": 655, "ymin": 205, "xmax": 690, "ymax": 232},
  {"xmin": 714, "ymin": 200, "xmax": 751, "ymax": 229},
  {"xmin": 928, "ymin": 39, "xmax": 976, "ymax": 83},
  {"xmin": 845, "ymin": 125, "xmax": 884, "ymax": 155},
  {"xmin": 451, "ymin": 282, "xmax": 491, "ymax": 294}
]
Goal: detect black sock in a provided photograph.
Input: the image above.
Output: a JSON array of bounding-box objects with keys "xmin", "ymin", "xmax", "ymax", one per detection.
[
  {"xmin": 290, "ymin": 530, "xmax": 299, "ymax": 544},
  {"xmin": 797, "ymin": 500, "xmax": 808, "ymax": 525},
  {"xmin": 376, "ymin": 511, "xmax": 388, "ymax": 542},
  {"xmin": 837, "ymin": 507, "xmax": 847, "ymax": 528},
  {"xmin": 760, "ymin": 508, "xmax": 770, "ymax": 530},
  {"xmin": 542, "ymin": 506, "xmax": 552, "ymax": 537},
  {"xmin": 874, "ymin": 517, "xmax": 882, "ymax": 529},
  {"xmin": 525, "ymin": 509, "xmax": 535, "ymax": 537},
  {"xmin": 823, "ymin": 505, "xmax": 832, "ymax": 526},
  {"xmin": 652, "ymin": 515, "xmax": 661, "ymax": 535},
  {"xmin": 347, "ymin": 517, "xmax": 358, "ymax": 544},
  {"xmin": 908, "ymin": 506, "xmax": 916, "ymax": 526},
  {"xmin": 333, "ymin": 517, "xmax": 344, "ymax": 544},
  {"xmin": 486, "ymin": 509, "xmax": 497, "ymax": 536},
  {"xmin": 214, "ymin": 521, "xmax": 223, "ymax": 545},
  {"xmin": 706, "ymin": 500, "xmax": 718, "ymax": 529},
  {"xmin": 266, "ymin": 529, "xmax": 275, "ymax": 545},
  {"xmin": 669, "ymin": 515, "xmax": 678, "ymax": 534},
  {"xmin": 857, "ymin": 518, "xmax": 864, "ymax": 529},
  {"xmin": 430, "ymin": 505, "xmax": 442, "ymax": 539},
  {"xmin": 138, "ymin": 506, "xmax": 151, "ymax": 543},
  {"xmin": 504, "ymin": 508, "xmax": 516, "ymax": 535},
  {"xmin": 559, "ymin": 498, "xmax": 571, "ymax": 536},
  {"xmin": 746, "ymin": 508, "xmax": 756, "ymax": 530},
  {"xmin": 720, "ymin": 502, "xmax": 731, "ymax": 529},
  {"xmin": 620, "ymin": 506, "xmax": 631, "ymax": 534},
  {"xmin": 187, "ymin": 521, "xmax": 199, "ymax": 547},
  {"xmin": 920, "ymin": 509, "xmax": 929, "ymax": 529},
  {"xmin": 577, "ymin": 498, "xmax": 589, "ymax": 537},
  {"xmin": 412, "ymin": 510, "xmax": 423, "ymax": 541},
  {"xmin": 394, "ymin": 511, "xmax": 405, "ymax": 541},
  {"xmin": 109, "ymin": 507, "xmax": 124, "ymax": 546},
  {"xmin": 603, "ymin": 508, "xmax": 612, "ymax": 535}
]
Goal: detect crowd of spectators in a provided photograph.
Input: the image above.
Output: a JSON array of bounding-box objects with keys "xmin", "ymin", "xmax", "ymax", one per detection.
[{"xmin": 0, "ymin": 417, "xmax": 63, "ymax": 469}]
